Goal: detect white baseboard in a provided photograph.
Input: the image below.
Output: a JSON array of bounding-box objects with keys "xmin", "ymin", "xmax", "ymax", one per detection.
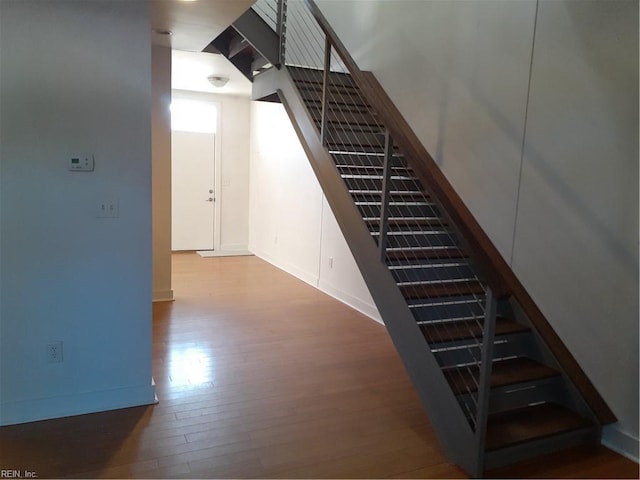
[
  {"xmin": 0, "ymin": 383, "xmax": 157, "ymax": 426},
  {"xmin": 318, "ymin": 278, "xmax": 383, "ymax": 324},
  {"xmin": 250, "ymin": 248, "xmax": 382, "ymax": 324},
  {"xmin": 197, "ymin": 250, "xmax": 253, "ymax": 258},
  {"xmin": 602, "ymin": 424, "xmax": 640, "ymax": 463},
  {"xmin": 250, "ymin": 248, "xmax": 319, "ymax": 288},
  {"xmin": 220, "ymin": 243, "xmax": 249, "ymax": 252},
  {"xmin": 152, "ymin": 289, "xmax": 174, "ymax": 302}
]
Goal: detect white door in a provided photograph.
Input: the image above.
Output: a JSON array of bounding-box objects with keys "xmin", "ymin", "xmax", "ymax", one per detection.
[{"xmin": 171, "ymin": 130, "xmax": 215, "ymax": 251}]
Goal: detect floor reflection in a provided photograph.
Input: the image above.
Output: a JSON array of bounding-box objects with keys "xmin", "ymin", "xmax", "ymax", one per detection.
[{"xmin": 168, "ymin": 345, "xmax": 214, "ymax": 386}]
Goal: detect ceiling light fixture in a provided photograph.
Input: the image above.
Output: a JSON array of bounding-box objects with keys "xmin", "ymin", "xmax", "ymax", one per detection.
[
  {"xmin": 152, "ymin": 28, "xmax": 172, "ymax": 36},
  {"xmin": 207, "ymin": 75, "xmax": 229, "ymax": 88}
]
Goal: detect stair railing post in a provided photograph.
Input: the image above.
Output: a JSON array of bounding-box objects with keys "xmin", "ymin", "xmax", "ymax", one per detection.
[
  {"xmin": 378, "ymin": 130, "xmax": 393, "ymax": 262},
  {"xmin": 276, "ymin": 0, "xmax": 287, "ymax": 67},
  {"xmin": 320, "ymin": 36, "xmax": 331, "ymax": 146},
  {"xmin": 473, "ymin": 287, "xmax": 497, "ymax": 477}
]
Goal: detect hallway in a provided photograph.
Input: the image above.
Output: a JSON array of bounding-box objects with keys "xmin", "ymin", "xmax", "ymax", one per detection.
[{"xmin": 151, "ymin": 252, "xmax": 458, "ymax": 478}]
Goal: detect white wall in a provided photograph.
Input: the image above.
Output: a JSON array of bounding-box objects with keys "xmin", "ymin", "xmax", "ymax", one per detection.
[
  {"xmin": 172, "ymin": 90, "xmax": 250, "ymax": 252},
  {"xmin": 249, "ymin": 101, "xmax": 381, "ymax": 322},
  {"xmin": 317, "ymin": 0, "xmax": 639, "ymax": 459},
  {"xmin": 0, "ymin": 0, "xmax": 155, "ymax": 424},
  {"xmin": 512, "ymin": 1, "xmax": 639, "ymax": 459},
  {"xmin": 152, "ymin": 45, "xmax": 173, "ymax": 302}
]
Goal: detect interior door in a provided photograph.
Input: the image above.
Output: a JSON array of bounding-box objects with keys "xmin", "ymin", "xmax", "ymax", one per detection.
[{"xmin": 171, "ymin": 130, "xmax": 215, "ymax": 251}]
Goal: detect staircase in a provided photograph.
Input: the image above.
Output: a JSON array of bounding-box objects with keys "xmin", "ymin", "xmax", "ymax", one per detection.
[{"xmin": 210, "ymin": 0, "xmax": 616, "ymax": 476}]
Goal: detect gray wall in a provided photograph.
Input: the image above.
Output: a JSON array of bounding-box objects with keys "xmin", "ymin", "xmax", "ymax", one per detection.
[
  {"xmin": 317, "ymin": 0, "xmax": 638, "ymax": 459},
  {"xmin": 0, "ymin": 0, "xmax": 155, "ymax": 424}
]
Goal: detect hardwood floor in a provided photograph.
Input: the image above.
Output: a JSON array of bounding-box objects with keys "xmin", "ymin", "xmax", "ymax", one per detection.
[{"xmin": 0, "ymin": 252, "xmax": 637, "ymax": 479}]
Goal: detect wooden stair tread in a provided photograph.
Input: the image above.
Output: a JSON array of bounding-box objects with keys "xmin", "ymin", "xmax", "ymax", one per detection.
[
  {"xmin": 367, "ymin": 217, "xmax": 447, "ymax": 228},
  {"xmin": 338, "ymin": 166, "xmax": 412, "ymax": 175},
  {"xmin": 352, "ymin": 191, "xmax": 426, "ymax": 201},
  {"xmin": 289, "ymin": 66, "xmax": 356, "ymax": 87},
  {"xmin": 400, "ymin": 281, "xmax": 484, "ymax": 299},
  {"xmin": 387, "ymin": 248, "xmax": 467, "ymax": 261},
  {"xmin": 421, "ymin": 317, "xmax": 528, "ymax": 344},
  {"xmin": 486, "ymin": 403, "xmax": 592, "ymax": 451},
  {"xmin": 310, "ymin": 109, "xmax": 380, "ymax": 127},
  {"xmin": 295, "ymin": 80, "xmax": 360, "ymax": 95},
  {"xmin": 443, "ymin": 357, "xmax": 560, "ymax": 395}
]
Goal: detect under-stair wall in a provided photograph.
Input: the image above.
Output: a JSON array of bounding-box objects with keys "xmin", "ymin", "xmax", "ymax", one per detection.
[{"xmin": 249, "ymin": 101, "xmax": 382, "ymax": 321}]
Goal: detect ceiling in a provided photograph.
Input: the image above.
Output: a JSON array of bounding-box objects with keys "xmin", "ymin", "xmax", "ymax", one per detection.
[
  {"xmin": 151, "ymin": 0, "xmax": 255, "ymax": 97},
  {"xmin": 172, "ymin": 50, "xmax": 252, "ymax": 96}
]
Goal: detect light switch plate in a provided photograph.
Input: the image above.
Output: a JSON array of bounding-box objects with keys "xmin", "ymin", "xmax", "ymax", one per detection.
[{"xmin": 97, "ymin": 198, "xmax": 119, "ymax": 218}]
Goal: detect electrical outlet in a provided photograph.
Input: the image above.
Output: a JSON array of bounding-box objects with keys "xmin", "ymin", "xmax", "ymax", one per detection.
[
  {"xmin": 46, "ymin": 341, "xmax": 63, "ymax": 363},
  {"xmin": 328, "ymin": 257, "xmax": 334, "ymax": 268}
]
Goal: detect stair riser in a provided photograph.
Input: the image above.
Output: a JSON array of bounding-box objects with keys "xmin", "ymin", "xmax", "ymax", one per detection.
[
  {"xmin": 456, "ymin": 379, "xmax": 566, "ymax": 429},
  {"xmin": 299, "ymin": 86, "xmax": 370, "ymax": 106},
  {"xmin": 352, "ymin": 193, "xmax": 426, "ymax": 203},
  {"xmin": 377, "ymin": 232, "xmax": 458, "ymax": 249},
  {"xmin": 374, "ymin": 223, "xmax": 450, "ymax": 234},
  {"xmin": 307, "ymin": 108, "xmax": 380, "ymax": 127},
  {"xmin": 342, "ymin": 176, "xmax": 420, "ymax": 192},
  {"xmin": 300, "ymin": 88, "xmax": 371, "ymax": 108},
  {"xmin": 458, "ymin": 377, "xmax": 567, "ymax": 418},
  {"xmin": 403, "ymin": 285, "xmax": 484, "ymax": 302},
  {"xmin": 433, "ymin": 333, "xmax": 534, "ymax": 367},
  {"xmin": 357, "ymin": 203, "xmax": 441, "ymax": 218},
  {"xmin": 297, "ymin": 83, "xmax": 361, "ymax": 99},
  {"xmin": 319, "ymin": 121, "xmax": 384, "ymax": 135},
  {"xmin": 328, "ymin": 143, "xmax": 395, "ymax": 155},
  {"xmin": 301, "ymin": 98, "xmax": 371, "ymax": 116},
  {"xmin": 289, "ymin": 68, "xmax": 358, "ymax": 88},
  {"xmin": 410, "ymin": 299, "xmax": 485, "ymax": 322},
  {"xmin": 324, "ymin": 129, "xmax": 386, "ymax": 149},
  {"xmin": 390, "ymin": 263, "xmax": 475, "ymax": 283},
  {"xmin": 332, "ymin": 153, "xmax": 407, "ymax": 168}
]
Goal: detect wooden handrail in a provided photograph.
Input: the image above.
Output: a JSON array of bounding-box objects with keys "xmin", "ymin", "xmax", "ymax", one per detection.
[{"xmin": 302, "ymin": 0, "xmax": 616, "ymax": 425}]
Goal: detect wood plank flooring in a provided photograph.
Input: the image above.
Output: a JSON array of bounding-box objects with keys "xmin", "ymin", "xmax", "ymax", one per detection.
[{"xmin": 0, "ymin": 252, "xmax": 637, "ymax": 478}]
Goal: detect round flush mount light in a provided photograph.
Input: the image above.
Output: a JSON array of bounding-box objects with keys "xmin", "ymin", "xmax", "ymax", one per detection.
[
  {"xmin": 207, "ymin": 75, "xmax": 229, "ymax": 88},
  {"xmin": 152, "ymin": 28, "xmax": 173, "ymax": 36}
]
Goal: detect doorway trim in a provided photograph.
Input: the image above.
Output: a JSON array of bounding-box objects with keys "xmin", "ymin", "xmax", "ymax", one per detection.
[{"xmin": 213, "ymin": 98, "xmax": 222, "ymax": 252}]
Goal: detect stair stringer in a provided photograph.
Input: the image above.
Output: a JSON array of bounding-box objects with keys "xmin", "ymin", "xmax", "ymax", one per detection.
[
  {"xmin": 232, "ymin": 8, "xmax": 280, "ymax": 68},
  {"xmin": 270, "ymin": 66, "xmax": 477, "ymax": 472}
]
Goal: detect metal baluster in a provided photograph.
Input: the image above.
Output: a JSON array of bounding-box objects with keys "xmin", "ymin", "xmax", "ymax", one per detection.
[
  {"xmin": 320, "ymin": 36, "xmax": 331, "ymax": 146},
  {"xmin": 473, "ymin": 287, "xmax": 497, "ymax": 477},
  {"xmin": 378, "ymin": 130, "xmax": 393, "ymax": 262}
]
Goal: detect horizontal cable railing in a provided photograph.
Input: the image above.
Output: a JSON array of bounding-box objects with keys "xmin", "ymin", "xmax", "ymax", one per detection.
[
  {"xmin": 281, "ymin": 0, "xmax": 495, "ymax": 432},
  {"xmin": 252, "ymin": 0, "xmax": 278, "ymax": 31}
]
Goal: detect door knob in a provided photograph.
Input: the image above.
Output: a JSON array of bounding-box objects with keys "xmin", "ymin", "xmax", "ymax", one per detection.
[{"xmin": 206, "ymin": 197, "xmax": 214, "ymax": 202}]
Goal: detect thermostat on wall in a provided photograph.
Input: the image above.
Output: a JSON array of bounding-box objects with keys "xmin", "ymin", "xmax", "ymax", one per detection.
[{"xmin": 68, "ymin": 154, "xmax": 94, "ymax": 172}]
